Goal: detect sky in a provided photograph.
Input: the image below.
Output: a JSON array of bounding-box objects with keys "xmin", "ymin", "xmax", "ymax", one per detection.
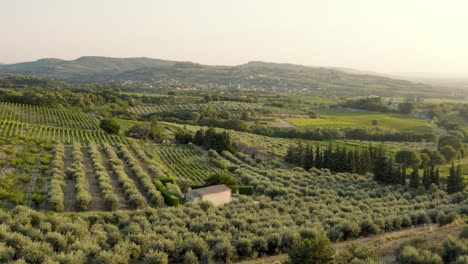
[{"xmin": 1, "ymin": 0, "xmax": 468, "ymax": 74}]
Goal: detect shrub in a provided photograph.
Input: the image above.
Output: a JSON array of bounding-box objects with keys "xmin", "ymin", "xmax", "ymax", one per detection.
[
  {"xmin": 154, "ymin": 180, "xmax": 179, "ymax": 206},
  {"xmin": 337, "ymin": 244, "xmax": 380, "ymax": 264},
  {"xmin": 459, "ymin": 226, "xmax": 468, "ymax": 239},
  {"xmin": 100, "ymin": 118, "xmax": 120, "ymax": 134},
  {"xmin": 285, "ymin": 230, "xmax": 335, "ymax": 264},
  {"xmin": 442, "ymin": 236, "xmax": 468, "ymax": 263},
  {"xmin": 143, "ymin": 250, "xmax": 168, "ymax": 264},
  {"xmin": 234, "ymin": 238, "xmax": 252, "ymax": 259},
  {"xmin": 183, "ymin": 250, "xmax": 199, "ymax": 264},
  {"xmin": 398, "ymin": 246, "xmax": 442, "ymax": 264},
  {"xmin": 0, "ymin": 242, "xmax": 15, "ymax": 262},
  {"xmin": 237, "ymin": 186, "xmax": 254, "ymax": 195},
  {"xmin": 159, "ymin": 178, "xmax": 175, "ymax": 184},
  {"xmin": 211, "ymin": 240, "xmax": 234, "ymax": 263}
]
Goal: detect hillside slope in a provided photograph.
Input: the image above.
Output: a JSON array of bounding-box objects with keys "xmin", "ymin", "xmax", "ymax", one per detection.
[{"xmin": 0, "ymin": 57, "xmax": 435, "ymax": 96}]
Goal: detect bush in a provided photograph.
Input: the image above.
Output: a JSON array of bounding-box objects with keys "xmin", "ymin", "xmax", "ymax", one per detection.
[
  {"xmin": 44, "ymin": 232, "xmax": 67, "ymax": 251},
  {"xmin": 398, "ymin": 246, "xmax": 442, "ymax": 264},
  {"xmin": 183, "ymin": 250, "xmax": 199, "ymax": 264},
  {"xmin": 452, "ymin": 256, "xmax": 468, "ymax": 264},
  {"xmin": 459, "ymin": 226, "xmax": 468, "ymax": 239},
  {"xmin": 100, "ymin": 118, "xmax": 120, "ymax": 134},
  {"xmin": 285, "ymin": 230, "xmax": 335, "ymax": 264},
  {"xmin": 234, "ymin": 238, "xmax": 252, "ymax": 259},
  {"xmin": 0, "ymin": 243, "xmax": 15, "ymax": 262},
  {"xmin": 211, "ymin": 240, "xmax": 234, "ymax": 263},
  {"xmin": 154, "ymin": 180, "xmax": 179, "ymax": 206},
  {"xmin": 143, "ymin": 250, "xmax": 168, "ymax": 264},
  {"xmin": 337, "ymin": 244, "xmax": 380, "ymax": 264},
  {"xmin": 237, "ymin": 186, "xmax": 254, "ymax": 195},
  {"xmin": 159, "ymin": 178, "xmax": 175, "ymax": 185},
  {"xmin": 442, "ymin": 236, "xmax": 468, "ymax": 263}
]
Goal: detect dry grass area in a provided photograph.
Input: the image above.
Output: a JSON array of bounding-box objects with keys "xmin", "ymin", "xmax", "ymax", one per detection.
[{"xmin": 237, "ymin": 223, "xmax": 464, "ymax": 264}]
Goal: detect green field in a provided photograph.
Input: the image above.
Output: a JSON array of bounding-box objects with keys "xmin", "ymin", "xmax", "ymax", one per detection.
[
  {"xmin": 287, "ymin": 108, "xmax": 433, "ymax": 133},
  {"xmin": 422, "ymin": 98, "xmax": 468, "ymax": 104}
]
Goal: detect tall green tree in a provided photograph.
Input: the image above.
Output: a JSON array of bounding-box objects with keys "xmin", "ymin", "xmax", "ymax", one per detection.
[
  {"xmin": 447, "ymin": 163, "xmax": 465, "ymax": 194},
  {"xmin": 100, "ymin": 118, "xmax": 120, "ymax": 134},
  {"xmin": 395, "ymin": 150, "xmax": 422, "ymax": 168},
  {"xmin": 409, "ymin": 166, "xmax": 420, "ymax": 188}
]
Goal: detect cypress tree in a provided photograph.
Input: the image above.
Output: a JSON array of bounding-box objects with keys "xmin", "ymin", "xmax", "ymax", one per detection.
[
  {"xmin": 295, "ymin": 142, "xmax": 305, "ymax": 166},
  {"xmin": 400, "ymin": 163, "xmax": 407, "ymax": 185},
  {"xmin": 448, "ymin": 163, "xmax": 465, "ymax": 193},
  {"xmin": 323, "ymin": 145, "xmax": 331, "ymax": 169},
  {"xmin": 447, "ymin": 163, "xmax": 456, "ymax": 193},
  {"xmin": 409, "ymin": 166, "xmax": 419, "ymax": 188},
  {"xmin": 387, "ymin": 157, "xmax": 395, "ymax": 184},
  {"xmin": 360, "ymin": 149, "xmax": 372, "ymax": 174},
  {"xmin": 432, "ymin": 168, "xmax": 440, "ymax": 187},
  {"xmin": 422, "ymin": 165, "xmax": 432, "ymax": 190},
  {"xmin": 339, "ymin": 147, "xmax": 347, "ymax": 172},
  {"xmin": 314, "ymin": 146, "xmax": 321, "ymax": 168},
  {"xmin": 193, "ymin": 129, "xmax": 205, "ymax": 146},
  {"xmin": 456, "ymin": 164, "xmax": 465, "ymax": 192},
  {"xmin": 285, "ymin": 144, "xmax": 298, "ymax": 164},
  {"xmin": 373, "ymin": 148, "xmax": 386, "ymax": 183},
  {"xmin": 302, "ymin": 145, "xmax": 313, "ymax": 170}
]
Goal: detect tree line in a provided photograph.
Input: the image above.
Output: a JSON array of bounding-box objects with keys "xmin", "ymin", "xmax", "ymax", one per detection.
[{"xmin": 285, "ymin": 142, "xmax": 465, "ymax": 194}]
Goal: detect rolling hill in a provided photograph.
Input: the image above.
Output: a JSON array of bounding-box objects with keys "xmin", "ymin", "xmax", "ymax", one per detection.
[{"xmin": 0, "ymin": 56, "xmax": 437, "ymax": 96}]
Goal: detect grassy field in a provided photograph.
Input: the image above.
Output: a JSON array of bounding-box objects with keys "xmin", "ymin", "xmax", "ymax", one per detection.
[
  {"xmin": 287, "ymin": 108, "xmax": 433, "ymax": 133},
  {"xmin": 422, "ymin": 98, "xmax": 468, "ymax": 104}
]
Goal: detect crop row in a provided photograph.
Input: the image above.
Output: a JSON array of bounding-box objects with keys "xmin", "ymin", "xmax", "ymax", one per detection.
[
  {"xmin": 102, "ymin": 143, "xmax": 146, "ymax": 209},
  {"xmin": 0, "ymin": 121, "xmax": 129, "ymax": 144},
  {"xmin": 129, "ymin": 143, "xmax": 171, "ymax": 178},
  {"xmin": 153, "ymin": 144, "xmax": 219, "ymax": 185},
  {"xmin": 67, "ymin": 143, "xmax": 92, "ymax": 211},
  {"xmin": 130, "ymin": 101, "xmax": 304, "ymax": 116},
  {"xmin": 117, "ymin": 144, "xmax": 164, "ymax": 207},
  {"xmin": 88, "ymin": 142, "xmax": 119, "ymax": 210},
  {"xmin": 47, "ymin": 144, "xmax": 65, "ymax": 212},
  {"xmin": 0, "ymin": 102, "xmax": 100, "ymax": 130}
]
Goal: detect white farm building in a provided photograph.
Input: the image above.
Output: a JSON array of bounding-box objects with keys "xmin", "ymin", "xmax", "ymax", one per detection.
[{"xmin": 185, "ymin": 185, "xmax": 231, "ymax": 206}]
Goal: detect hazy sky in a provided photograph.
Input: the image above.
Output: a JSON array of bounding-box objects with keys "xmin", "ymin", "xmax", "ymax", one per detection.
[{"xmin": 1, "ymin": 0, "xmax": 467, "ymax": 74}]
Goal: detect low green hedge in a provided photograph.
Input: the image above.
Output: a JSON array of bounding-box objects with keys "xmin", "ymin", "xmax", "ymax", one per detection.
[
  {"xmin": 159, "ymin": 177, "xmax": 175, "ymax": 185},
  {"xmin": 238, "ymin": 186, "xmax": 254, "ymax": 195},
  {"xmin": 154, "ymin": 179, "xmax": 179, "ymax": 206}
]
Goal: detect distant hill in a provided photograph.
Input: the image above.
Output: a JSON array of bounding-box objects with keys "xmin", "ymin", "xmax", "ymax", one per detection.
[{"xmin": 0, "ymin": 56, "xmax": 437, "ymax": 96}]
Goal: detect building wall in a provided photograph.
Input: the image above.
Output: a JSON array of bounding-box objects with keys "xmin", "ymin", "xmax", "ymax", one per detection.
[{"xmin": 201, "ymin": 191, "xmax": 231, "ymax": 206}]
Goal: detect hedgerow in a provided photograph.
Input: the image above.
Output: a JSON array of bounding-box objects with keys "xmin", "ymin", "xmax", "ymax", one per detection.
[
  {"xmin": 88, "ymin": 142, "xmax": 119, "ymax": 210},
  {"xmin": 47, "ymin": 143, "xmax": 65, "ymax": 212}
]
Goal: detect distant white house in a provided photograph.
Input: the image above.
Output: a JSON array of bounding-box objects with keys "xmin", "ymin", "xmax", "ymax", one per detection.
[{"xmin": 185, "ymin": 185, "xmax": 231, "ymax": 206}]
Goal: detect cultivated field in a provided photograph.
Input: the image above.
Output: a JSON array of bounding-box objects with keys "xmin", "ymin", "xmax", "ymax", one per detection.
[{"xmin": 287, "ymin": 108, "xmax": 433, "ymax": 133}]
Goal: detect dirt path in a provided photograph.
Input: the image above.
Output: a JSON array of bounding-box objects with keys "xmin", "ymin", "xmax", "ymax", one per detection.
[
  {"xmin": 99, "ymin": 147, "xmax": 130, "ymax": 210},
  {"xmin": 236, "ymin": 224, "xmax": 463, "ymax": 264},
  {"xmin": 82, "ymin": 147, "xmax": 106, "ymax": 211},
  {"xmin": 62, "ymin": 145, "xmax": 76, "ymax": 212}
]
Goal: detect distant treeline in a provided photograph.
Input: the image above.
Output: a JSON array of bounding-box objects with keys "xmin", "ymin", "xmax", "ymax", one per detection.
[
  {"xmin": 155, "ymin": 110, "xmax": 437, "ymax": 142},
  {"xmin": 203, "ymin": 94, "xmax": 257, "ymax": 103}
]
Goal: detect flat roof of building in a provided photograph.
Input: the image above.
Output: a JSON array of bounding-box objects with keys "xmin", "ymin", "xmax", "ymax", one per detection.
[{"xmin": 191, "ymin": 184, "xmax": 231, "ymax": 196}]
